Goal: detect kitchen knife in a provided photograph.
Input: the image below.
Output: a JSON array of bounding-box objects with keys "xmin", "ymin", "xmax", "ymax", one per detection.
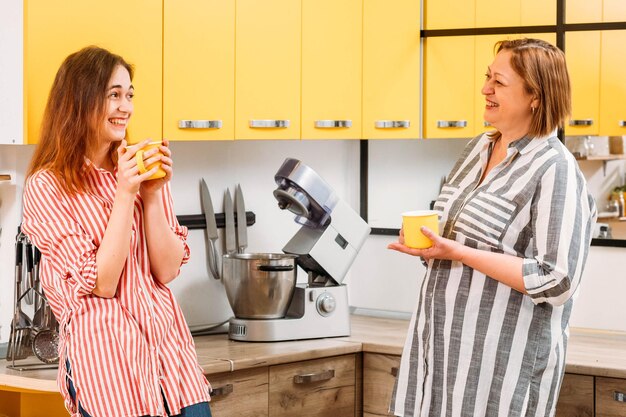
[
  {"xmin": 200, "ymin": 179, "xmax": 221, "ymax": 280},
  {"xmin": 235, "ymin": 184, "xmax": 247, "ymax": 253},
  {"xmin": 224, "ymin": 189, "xmax": 237, "ymax": 255}
]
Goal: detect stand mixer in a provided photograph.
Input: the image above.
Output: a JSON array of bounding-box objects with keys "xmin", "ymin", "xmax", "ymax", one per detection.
[{"xmin": 228, "ymin": 158, "xmax": 371, "ymax": 342}]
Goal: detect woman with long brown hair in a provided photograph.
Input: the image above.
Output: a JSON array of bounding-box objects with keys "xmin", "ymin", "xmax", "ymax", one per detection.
[{"xmin": 22, "ymin": 46, "xmax": 212, "ymax": 417}]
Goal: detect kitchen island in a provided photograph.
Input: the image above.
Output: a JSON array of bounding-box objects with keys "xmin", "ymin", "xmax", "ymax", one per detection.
[{"xmin": 1, "ymin": 315, "xmax": 626, "ymax": 416}]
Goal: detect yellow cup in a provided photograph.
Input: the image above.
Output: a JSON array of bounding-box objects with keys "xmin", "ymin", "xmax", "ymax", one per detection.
[
  {"xmin": 402, "ymin": 210, "xmax": 439, "ymax": 249},
  {"xmin": 128, "ymin": 141, "xmax": 166, "ymax": 180}
]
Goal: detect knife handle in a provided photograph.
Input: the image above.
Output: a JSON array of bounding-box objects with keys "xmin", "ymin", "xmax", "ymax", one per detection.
[{"xmin": 177, "ymin": 211, "xmax": 256, "ymax": 230}]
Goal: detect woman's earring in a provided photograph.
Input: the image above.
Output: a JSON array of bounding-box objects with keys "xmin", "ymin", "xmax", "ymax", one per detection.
[{"xmin": 531, "ymin": 106, "xmax": 536, "ymax": 114}]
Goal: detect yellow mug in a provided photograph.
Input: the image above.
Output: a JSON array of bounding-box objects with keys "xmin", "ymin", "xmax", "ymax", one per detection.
[
  {"xmin": 402, "ymin": 210, "xmax": 439, "ymax": 249},
  {"xmin": 128, "ymin": 141, "xmax": 166, "ymax": 180}
]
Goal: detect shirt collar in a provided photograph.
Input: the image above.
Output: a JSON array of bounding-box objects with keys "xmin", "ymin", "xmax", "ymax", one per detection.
[{"xmin": 486, "ymin": 129, "xmax": 558, "ymax": 155}]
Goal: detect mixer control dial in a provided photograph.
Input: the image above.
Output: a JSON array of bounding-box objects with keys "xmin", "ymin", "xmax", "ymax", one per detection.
[{"xmin": 316, "ymin": 293, "xmax": 336, "ymax": 316}]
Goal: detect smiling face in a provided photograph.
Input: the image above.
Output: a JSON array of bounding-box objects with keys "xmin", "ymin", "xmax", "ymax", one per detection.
[
  {"xmin": 482, "ymin": 50, "xmax": 538, "ymax": 141},
  {"xmin": 102, "ymin": 64, "xmax": 134, "ymax": 143}
]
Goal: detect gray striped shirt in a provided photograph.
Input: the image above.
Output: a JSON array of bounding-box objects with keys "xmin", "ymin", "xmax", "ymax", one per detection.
[{"xmin": 391, "ymin": 132, "xmax": 597, "ymax": 417}]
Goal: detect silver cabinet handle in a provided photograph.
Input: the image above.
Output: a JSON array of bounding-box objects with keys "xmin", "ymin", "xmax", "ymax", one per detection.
[
  {"xmin": 293, "ymin": 369, "xmax": 335, "ymax": 384},
  {"xmin": 615, "ymin": 391, "xmax": 626, "ymax": 402},
  {"xmin": 178, "ymin": 120, "xmax": 222, "ymax": 129},
  {"xmin": 249, "ymin": 120, "xmax": 289, "ymax": 128},
  {"xmin": 210, "ymin": 384, "xmax": 234, "ymax": 397},
  {"xmin": 569, "ymin": 119, "xmax": 593, "ymax": 126},
  {"xmin": 375, "ymin": 120, "xmax": 410, "ymax": 129},
  {"xmin": 619, "ymin": 120, "xmax": 626, "ymax": 127},
  {"xmin": 391, "ymin": 367, "xmax": 399, "ymax": 377},
  {"xmin": 314, "ymin": 120, "xmax": 352, "ymax": 128},
  {"xmin": 437, "ymin": 120, "xmax": 467, "ymax": 128}
]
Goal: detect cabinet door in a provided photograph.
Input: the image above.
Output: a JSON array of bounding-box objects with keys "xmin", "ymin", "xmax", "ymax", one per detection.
[
  {"xmin": 0, "ymin": 0, "xmax": 22, "ymax": 144},
  {"xmin": 565, "ymin": 31, "xmax": 601, "ymax": 136},
  {"xmin": 603, "ymin": 0, "xmax": 626, "ymax": 22},
  {"xmin": 424, "ymin": 36, "xmax": 475, "ymax": 139},
  {"xmin": 566, "ymin": 0, "xmax": 602, "ymax": 23},
  {"xmin": 362, "ymin": 353, "xmax": 401, "ymax": 416},
  {"xmin": 521, "ymin": 0, "xmax": 556, "ymax": 26},
  {"xmin": 301, "ymin": 0, "xmax": 361, "ymax": 140},
  {"xmin": 235, "ymin": 0, "xmax": 301, "ymax": 140},
  {"xmin": 424, "ymin": 0, "xmax": 474, "ymax": 30},
  {"xmin": 163, "ymin": 0, "xmax": 235, "ymax": 141},
  {"xmin": 599, "ymin": 30, "xmax": 626, "ymax": 136},
  {"xmin": 24, "ymin": 0, "xmax": 162, "ymax": 144},
  {"xmin": 269, "ymin": 354, "xmax": 356, "ymax": 417},
  {"xmin": 207, "ymin": 367, "xmax": 269, "ymax": 417},
  {"xmin": 362, "ymin": 0, "xmax": 420, "ymax": 139},
  {"xmin": 596, "ymin": 376, "xmax": 626, "ymax": 417},
  {"xmin": 555, "ymin": 373, "xmax": 594, "ymax": 417},
  {"xmin": 475, "ymin": 0, "xmax": 521, "ymax": 28}
]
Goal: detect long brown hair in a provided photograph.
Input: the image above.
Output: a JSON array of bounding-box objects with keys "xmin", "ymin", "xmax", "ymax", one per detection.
[
  {"xmin": 490, "ymin": 38, "xmax": 571, "ymax": 141},
  {"xmin": 27, "ymin": 46, "xmax": 134, "ymax": 194}
]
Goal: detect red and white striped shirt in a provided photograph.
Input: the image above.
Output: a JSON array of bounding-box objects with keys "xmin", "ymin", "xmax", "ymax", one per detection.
[{"xmin": 22, "ymin": 165, "xmax": 211, "ymax": 417}]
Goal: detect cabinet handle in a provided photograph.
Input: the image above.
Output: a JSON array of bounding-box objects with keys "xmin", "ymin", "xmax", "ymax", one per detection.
[
  {"xmin": 178, "ymin": 120, "xmax": 222, "ymax": 129},
  {"xmin": 391, "ymin": 367, "xmax": 399, "ymax": 377},
  {"xmin": 375, "ymin": 120, "xmax": 410, "ymax": 129},
  {"xmin": 249, "ymin": 120, "xmax": 290, "ymax": 128},
  {"xmin": 615, "ymin": 391, "xmax": 626, "ymax": 402},
  {"xmin": 619, "ymin": 120, "xmax": 626, "ymax": 127},
  {"xmin": 210, "ymin": 384, "xmax": 234, "ymax": 397},
  {"xmin": 315, "ymin": 120, "xmax": 352, "ymax": 128},
  {"xmin": 293, "ymin": 369, "xmax": 335, "ymax": 384},
  {"xmin": 569, "ymin": 119, "xmax": 593, "ymax": 126},
  {"xmin": 437, "ymin": 120, "xmax": 467, "ymax": 128}
]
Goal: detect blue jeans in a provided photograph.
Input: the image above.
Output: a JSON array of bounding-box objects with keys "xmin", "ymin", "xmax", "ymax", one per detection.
[{"xmin": 66, "ymin": 361, "xmax": 212, "ymax": 417}]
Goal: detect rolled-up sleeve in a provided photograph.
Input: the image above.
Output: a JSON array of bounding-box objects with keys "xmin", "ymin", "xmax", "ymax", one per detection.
[
  {"xmin": 523, "ymin": 158, "xmax": 596, "ymax": 306},
  {"xmin": 22, "ymin": 172, "xmax": 98, "ymax": 297}
]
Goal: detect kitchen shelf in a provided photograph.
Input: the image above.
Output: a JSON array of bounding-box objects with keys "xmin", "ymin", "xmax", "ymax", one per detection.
[{"xmin": 575, "ymin": 154, "xmax": 626, "ymax": 175}]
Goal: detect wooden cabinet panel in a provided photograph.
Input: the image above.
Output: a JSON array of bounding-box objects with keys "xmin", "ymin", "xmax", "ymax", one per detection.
[
  {"xmin": 24, "ymin": 0, "xmax": 162, "ymax": 144},
  {"xmin": 555, "ymin": 373, "xmax": 594, "ymax": 417},
  {"xmin": 163, "ymin": 0, "xmax": 235, "ymax": 141},
  {"xmin": 207, "ymin": 367, "xmax": 269, "ymax": 417},
  {"xmin": 596, "ymin": 377, "xmax": 626, "ymax": 417},
  {"xmin": 362, "ymin": 0, "xmax": 420, "ymax": 140},
  {"xmin": 235, "ymin": 0, "xmax": 301, "ymax": 140},
  {"xmin": 269, "ymin": 354, "xmax": 356, "ymax": 417},
  {"xmin": 301, "ymin": 0, "xmax": 362, "ymax": 140},
  {"xmin": 362, "ymin": 353, "xmax": 400, "ymax": 416}
]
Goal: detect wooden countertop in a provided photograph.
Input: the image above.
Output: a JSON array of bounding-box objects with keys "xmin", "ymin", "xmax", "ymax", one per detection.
[{"xmin": 2, "ymin": 315, "xmax": 625, "ymax": 393}]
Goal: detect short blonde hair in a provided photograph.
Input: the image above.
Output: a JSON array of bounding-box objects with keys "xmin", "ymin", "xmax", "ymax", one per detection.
[{"xmin": 493, "ymin": 38, "xmax": 571, "ymax": 139}]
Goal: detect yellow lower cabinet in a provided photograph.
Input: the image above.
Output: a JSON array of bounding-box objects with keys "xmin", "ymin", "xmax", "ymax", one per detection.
[
  {"xmin": 555, "ymin": 373, "xmax": 594, "ymax": 417},
  {"xmin": 596, "ymin": 377, "xmax": 626, "ymax": 417},
  {"xmin": 0, "ymin": 390, "xmax": 67, "ymax": 417},
  {"xmin": 362, "ymin": 353, "xmax": 401, "ymax": 417},
  {"xmin": 207, "ymin": 367, "xmax": 269, "ymax": 417},
  {"xmin": 269, "ymin": 354, "xmax": 356, "ymax": 417}
]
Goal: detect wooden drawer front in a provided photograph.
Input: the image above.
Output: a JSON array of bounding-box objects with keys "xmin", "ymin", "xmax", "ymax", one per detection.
[
  {"xmin": 269, "ymin": 354, "xmax": 356, "ymax": 417},
  {"xmin": 555, "ymin": 373, "xmax": 594, "ymax": 417},
  {"xmin": 363, "ymin": 353, "xmax": 401, "ymax": 416},
  {"xmin": 208, "ymin": 367, "xmax": 269, "ymax": 417},
  {"xmin": 596, "ymin": 376, "xmax": 626, "ymax": 417}
]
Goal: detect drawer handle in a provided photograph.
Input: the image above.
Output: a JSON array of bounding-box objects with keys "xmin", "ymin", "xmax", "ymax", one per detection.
[
  {"xmin": 391, "ymin": 367, "xmax": 399, "ymax": 377},
  {"xmin": 293, "ymin": 369, "xmax": 335, "ymax": 384},
  {"xmin": 178, "ymin": 120, "xmax": 223, "ymax": 129},
  {"xmin": 375, "ymin": 120, "xmax": 410, "ymax": 129},
  {"xmin": 619, "ymin": 120, "xmax": 626, "ymax": 127},
  {"xmin": 615, "ymin": 391, "xmax": 626, "ymax": 402},
  {"xmin": 569, "ymin": 119, "xmax": 593, "ymax": 126},
  {"xmin": 249, "ymin": 120, "xmax": 290, "ymax": 128},
  {"xmin": 210, "ymin": 384, "xmax": 234, "ymax": 397},
  {"xmin": 437, "ymin": 120, "xmax": 467, "ymax": 128},
  {"xmin": 315, "ymin": 120, "xmax": 352, "ymax": 128}
]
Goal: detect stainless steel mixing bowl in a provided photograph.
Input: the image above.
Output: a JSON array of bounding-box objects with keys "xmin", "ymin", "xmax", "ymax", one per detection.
[{"xmin": 222, "ymin": 253, "xmax": 298, "ymax": 319}]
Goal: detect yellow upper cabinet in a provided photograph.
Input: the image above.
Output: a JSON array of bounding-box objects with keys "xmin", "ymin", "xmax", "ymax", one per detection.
[
  {"xmin": 599, "ymin": 30, "xmax": 626, "ymax": 136},
  {"xmin": 567, "ymin": 0, "xmax": 626, "ymax": 23},
  {"xmin": 301, "ymin": 0, "xmax": 362, "ymax": 140},
  {"xmin": 163, "ymin": 0, "xmax": 235, "ymax": 141},
  {"xmin": 24, "ymin": 0, "xmax": 162, "ymax": 144},
  {"xmin": 423, "ymin": 36, "xmax": 475, "ymax": 139},
  {"xmin": 475, "ymin": 0, "xmax": 521, "ymax": 28},
  {"xmin": 565, "ymin": 31, "xmax": 601, "ymax": 136},
  {"xmin": 424, "ymin": 0, "xmax": 475, "ymax": 30},
  {"xmin": 235, "ymin": 0, "xmax": 301, "ymax": 140},
  {"xmin": 362, "ymin": 0, "xmax": 420, "ymax": 139},
  {"xmin": 603, "ymin": 0, "xmax": 626, "ymax": 23},
  {"xmin": 520, "ymin": 0, "xmax": 556, "ymax": 26}
]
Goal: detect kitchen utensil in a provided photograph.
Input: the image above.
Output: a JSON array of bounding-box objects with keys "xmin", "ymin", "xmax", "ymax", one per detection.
[
  {"xmin": 7, "ymin": 238, "xmax": 33, "ymax": 360},
  {"xmin": 222, "ymin": 253, "xmax": 297, "ymax": 319},
  {"xmin": 33, "ymin": 246, "xmax": 42, "ymax": 310},
  {"xmin": 224, "ymin": 190, "xmax": 236, "ymax": 254},
  {"xmin": 200, "ymin": 179, "xmax": 221, "ymax": 280},
  {"xmin": 32, "ymin": 329, "xmax": 60, "ymax": 364},
  {"xmin": 24, "ymin": 240, "xmax": 34, "ymax": 305},
  {"xmin": 235, "ymin": 184, "xmax": 248, "ymax": 254}
]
